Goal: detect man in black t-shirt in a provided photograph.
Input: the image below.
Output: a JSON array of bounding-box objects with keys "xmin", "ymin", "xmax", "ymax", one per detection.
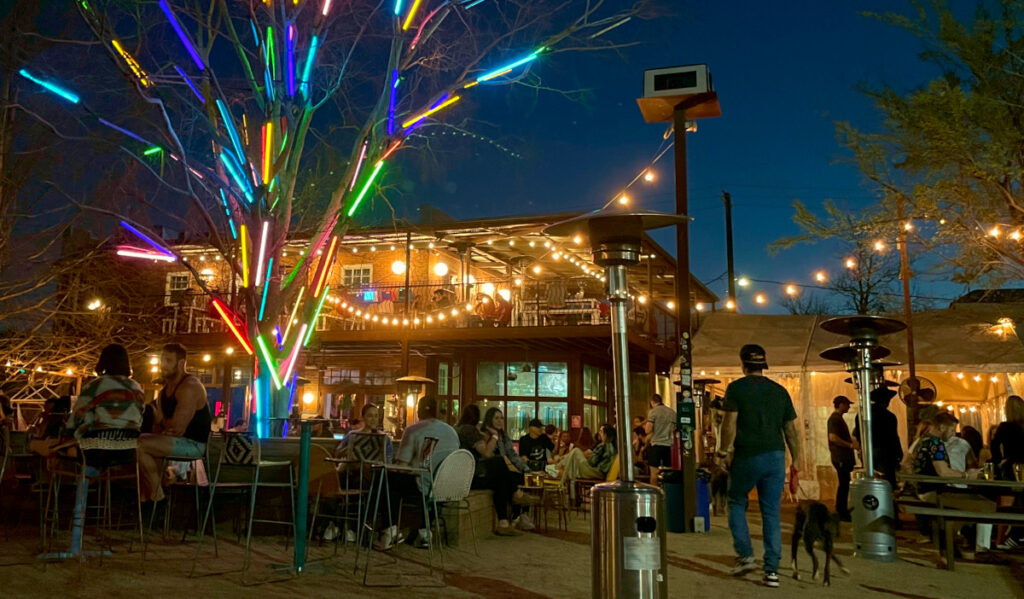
[
  {"xmin": 827, "ymin": 396, "xmax": 856, "ymax": 520},
  {"xmin": 518, "ymin": 418, "xmax": 554, "ymax": 472},
  {"xmin": 717, "ymin": 344, "xmax": 801, "ymax": 588}
]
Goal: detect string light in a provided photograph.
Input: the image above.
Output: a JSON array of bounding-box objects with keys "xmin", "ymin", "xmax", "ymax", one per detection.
[
  {"xmin": 844, "ymin": 257, "xmax": 856, "ymax": 269},
  {"xmin": 754, "ymin": 293, "xmax": 767, "ymax": 305},
  {"xmin": 1011, "ymin": 230, "xmax": 1022, "ymax": 241},
  {"xmin": 814, "ymin": 270, "xmax": 827, "ymax": 283},
  {"xmin": 989, "ymin": 226, "xmax": 1001, "ymax": 238},
  {"xmin": 737, "ymin": 276, "xmax": 749, "ymax": 288},
  {"xmin": 903, "ymin": 221, "xmax": 913, "ymax": 231},
  {"xmin": 785, "ymin": 285, "xmax": 798, "ymax": 297},
  {"xmin": 643, "ymin": 170, "xmax": 655, "ymax": 182},
  {"xmin": 618, "ymin": 194, "xmax": 629, "ymax": 205},
  {"xmin": 873, "ymin": 240, "xmax": 885, "ymax": 251}
]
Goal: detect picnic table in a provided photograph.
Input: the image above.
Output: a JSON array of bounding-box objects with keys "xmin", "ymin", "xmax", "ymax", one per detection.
[{"xmin": 896, "ymin": 473, "xmax": 1024, "ymax": 570}]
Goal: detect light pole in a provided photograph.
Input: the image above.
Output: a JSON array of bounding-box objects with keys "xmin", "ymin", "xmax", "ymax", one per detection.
[{"xmin": 637, "ymin": 64, "xmax": 720, "ymax": 532}]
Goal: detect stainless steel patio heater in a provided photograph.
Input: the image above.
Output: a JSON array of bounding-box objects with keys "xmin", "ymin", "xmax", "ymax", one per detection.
[
  {"xmin": 546, "ymin": 210, "xmax": 688, "ymax": 599},
  {"xmin": 819, "ymin": 315, "xmax": 906, "ymax": 562}
]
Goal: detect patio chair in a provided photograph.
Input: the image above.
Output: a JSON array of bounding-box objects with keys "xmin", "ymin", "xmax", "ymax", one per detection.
[
  {"xmin": 190, "ymin": 431, "xmax": 296, "ymax": 583},
  {"xmin": 428, "ymin": 449, "xmax": 478, "ymax": 556},
  {"xmin": 147, "ymin": 434, "xmax": 211, "ymax": 542},
  {"xmin": 575, "ymin": 455, "xmax": 619, "ymax": 517},
  {"xmin": 307, "ymin": 442, "xmax": 373, "ymax": 558}
]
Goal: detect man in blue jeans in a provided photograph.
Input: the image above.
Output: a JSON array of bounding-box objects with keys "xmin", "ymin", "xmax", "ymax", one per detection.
[{"xmin": 716, "ymin": 344, "xmax": 801, "ymax": 588}]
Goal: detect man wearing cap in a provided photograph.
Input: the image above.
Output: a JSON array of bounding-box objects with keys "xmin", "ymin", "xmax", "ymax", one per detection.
[
  {"xmin": 828, "ymin": 396, "xmax": 856, "ymax": 521},
  {"xmin": 717, "ymin": 344, "xmax": 800, "ymax": 588},
  {"xmin": 853, "ymin": 385, "xmax": 904, "ymax": 497}
]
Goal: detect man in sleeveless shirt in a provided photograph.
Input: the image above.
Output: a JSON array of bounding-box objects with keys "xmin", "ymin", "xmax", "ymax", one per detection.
[{"xmin": 138, "ymin": 343, "xmax": 211, "ymax": 502}]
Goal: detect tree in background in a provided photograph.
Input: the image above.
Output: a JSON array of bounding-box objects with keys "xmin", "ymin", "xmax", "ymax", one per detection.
[
  {"xmin": 837, "ymin": 0, "xmax": 1024, "ymax": 287},
  {"xmin": 13, "ymin": 0, "xmax": 645, "ymax": 436}
]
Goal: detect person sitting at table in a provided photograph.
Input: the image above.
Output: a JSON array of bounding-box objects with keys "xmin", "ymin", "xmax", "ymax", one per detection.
[
  {"xmin": 552, "ymin": 429, "xmax": 572, "ymax": 462},
  {"xmin": 334, "ymin": 402, "xmax": 393, "ymax": 463},
  {"xmin": 559, "ymin": 423, "xmax": 617, "ymax": 501},
  {"xmin": 991, "ymin": 395, "xmax": 1024, "ymax": 550},
  {"xmin": 64, "ymin": 344, "xmax": 146, "ymax": 450},
  {"xmin": 457, "ymin": 405, "xmax": 533, "ymax": 535},
  {"xmin": 518, "ymin": 418, "xmax": 554, "ymax": 473},
  {"xmin": 377, "ymin": 396, "xmax": 459, "ymax": 550},
  {"xmin": 544, "ymin": 424, "xmax": 558, "ymax": 447}
]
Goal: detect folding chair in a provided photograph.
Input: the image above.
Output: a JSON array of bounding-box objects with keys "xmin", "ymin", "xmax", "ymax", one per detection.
[{"xmin": 428, "ymin": 449, "xmax": 478, "ymax": 557}]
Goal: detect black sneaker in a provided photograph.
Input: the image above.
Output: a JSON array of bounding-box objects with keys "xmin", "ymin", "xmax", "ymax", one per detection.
[{"xmin": 763, "ymin": 572, "xmax": 780, "ymax": 588}]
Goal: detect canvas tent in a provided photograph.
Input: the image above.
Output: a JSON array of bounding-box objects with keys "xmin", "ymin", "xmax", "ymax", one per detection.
[{"xmin": 691, "ymin": 304, "xmax": 1024, "ymax": 500}]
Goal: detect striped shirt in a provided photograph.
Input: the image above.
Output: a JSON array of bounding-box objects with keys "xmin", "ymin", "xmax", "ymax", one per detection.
[{"xmin": 65, "ymin": 375, "xmax": 145, "ymax": 440}]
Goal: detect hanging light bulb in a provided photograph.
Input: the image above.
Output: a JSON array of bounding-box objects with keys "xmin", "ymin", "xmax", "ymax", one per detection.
[
  {"xmin": 532, "ymin": 265, "xmax": 542, "ymax": 274},
  {"xmin": 617, "ymin": 194, "xmax": 629, "ymax": 205},
  {"xmin": 989, "ymin": 226, "xmax": 1001, "ymax": 238},
  {"xmin": 785, "ymin": 285, "xmax": 798, "ymax": 297},
  {"xmin": 737, "ymin": 276, "xmax": 750, "ymax": 288},
  {"xmin": 637, "ymin": 295, "xmax": 647, "ymax": 304},
  {"xmin": 1011, "ymin": 230, "xmax": 1022, "ymax": 241},
  {"xmin": 573, "ymin": 235, "xmax": 583, "ymax": 245},
  {"xmin": 391, "ymin": 260, "xmax": 406, "ymax": 275},
  {"xmin": 814, "ymin": 270, "xmax": 827, "ymax": 283},
  {"xmin": 754, "ymin": 293, "xmax": 767, "ymax": 305},
  {"xmin": 666, "ymin": 300, "xmax": 675, "ymax": 310},
  {"xmin": 433, "ymin": 262, "xmax": 449, "ymax": 277},
  {"xmin": 844, "ymin": 257, "xmax": 856, "ymax": 269},
  {"xmin": 695, "ymin": 302, "xmax": 705, "ymax": 311},
  {"xmin": 643, "ymin": 170, "xmax": 655, "ymax": 182},
  {"xmin": 873, "ymin": 240, "xmax": 885, "ymax": 252},
  {"xmin": 725, "ymin": 299, "xmax": 736, "ymax": 310}
]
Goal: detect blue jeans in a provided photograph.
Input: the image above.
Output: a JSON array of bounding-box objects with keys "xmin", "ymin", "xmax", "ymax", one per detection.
[{"xmin": 727, "ymin": 450, "xmax": 785, "ymax": 573}]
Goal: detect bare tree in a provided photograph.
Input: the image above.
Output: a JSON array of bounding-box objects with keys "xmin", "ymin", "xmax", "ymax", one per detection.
[{"xmin": 12, "ymin": 0, "xmax": 647, "ymax": 434}]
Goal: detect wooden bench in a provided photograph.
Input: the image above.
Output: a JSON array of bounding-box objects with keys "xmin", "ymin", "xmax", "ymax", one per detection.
[{"xmin": 899, "ymin": 499, "xmax": 1024, "ymax": 570}]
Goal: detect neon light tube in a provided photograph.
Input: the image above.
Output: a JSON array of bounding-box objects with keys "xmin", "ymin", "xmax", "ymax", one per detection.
[
  {"xmin": 119, "ymin": 221, "xmax": 172, "ymax": 257},
  {"xmin": 304, "ymin": 285, "xmax": 330, "ymax": 346},
  {"xmin": 463, "ymin": 80, "xmax": 479, "ymax": 89},
  {"xmin": 274, "ymin": 326, "xmax": 283, "ymax": 349},
  {"xmin": 98, "ymin": 119, "xmax": 151, "ymax": 144},
  {"xmin": 402, "ymin": 95, "xmax": 461, "ymax": 129},
  {"xmin": 250, "ymin": 20, "xmax": 260, "ymax": 47},
  {"xmin": 228, "ymin": 219, "xmax": 238, "ymax": 240},
  {"xmin": 255, "ymin": 220, "xmax": 270, "ymax": 287},
  {"xmin": 266, "ymin": 26, "xmax": 277, "ymax": 81},
  {"xmin": 219, "ymin": 152, "xmax": 255, "ymax": 203},
  {"xmin": 111, "ymin": 40, "xmax": 153, "ymax": 87},
  {"xmin": 279, "ymin": 324, "xmax": 307, "ymax": 382},
  {"xmin": 282, "ymin": 251, "xmax": 306, "ymax": 288},
  {"xmin": 286, "ymin": 24, "xmax": 296, "ymax": 97},
  {"xmin": 18, "ymin": 69, "xmax": 79, "ymax": 104},
  {"xmin": 173, "ymin": 65, "xmax": 205, "ymax": 103},
  {"xmin": 387, "ymin": 70, "xmax": 399, "ymax": 135},
  {"xmin": 116, "ymin": 247, "xmax": 176, "ymax": 262},
  {"xmin": 300, "ymin": 35, "xmax": 320, "ymax": 97},
  {"xmin": 394, "ymin": 0, "xmax": 404, "ymax": 15},
  {"xmin": 347, "ymin": 161, "xmax": 384, "ymax": 217},
  {"xmin": 262, "ymin": 121, "xmax": 273, "ymax": 184},
  {"xmin": 212, "ymin": 298, "xmax": 255, "ymax": 355},
  {"xmin": 240, "ymin": 223, "xmax": 250, "ymax": 287},
  {"xmin": 313, "ymin": 236, "xmax": 337, "ymax": 297},
  {"xmin": 349, "ymin": 141, "xmax": 367, "ymax": 190},
  {"xmin": 158, "ymin": 0, "xmax": 205, "ymax": 70},
  {"xmin": 143, "ymin": 146, "xmax": 163, "ymax": 156},
  {"xmin": 255, "ymin": 335, "xmax": 283, "ymax": 390},
  {"xmin": 322, "ymin": 0, "xmax": 333, "ymax": 16},
  {"xmin": 476, "ymin": 51, "xmax": 539, "ymax": 82},
  {"xmin": 402, "ymin": 0, "xmax": 423, "ymax": 30},
  {"xmin": 258, "ymin": 258, "xmax": 273, "ymax": 321},
  {"xmin": 282, "ymin": 286, "xmax": 305, "ymax": 342},
  {"xmin": 380, "ymin": 140, "xmax": 401, "ymax": 161},
  {"xmin": 216, "ymin": 100, "xmax": 246, "ymax": 171}
]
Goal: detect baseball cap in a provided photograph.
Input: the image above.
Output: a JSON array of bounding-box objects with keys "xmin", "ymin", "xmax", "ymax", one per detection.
[
  {"xmin": 833, "ymin": 395, "xmax": 853, "ymax": 407},
  {"xmin": 739, "ymin": 344, "xmax": 768, "ymax": 368},
  {"xmin": 528, "ymin": 418, "xmax": 543, "ymax": 428}
]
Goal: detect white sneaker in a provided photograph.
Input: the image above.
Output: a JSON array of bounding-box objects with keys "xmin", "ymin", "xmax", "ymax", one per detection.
[
  {"xmin": 374, "ymin": 525, "xmax": 399, "ymax": 551},
  {"xmin": 344, "ymin": 528, "xmax": 356, "ymax": 543},
  {"xmin": 323, "ymin": 523, "xmax": 340, "ymax": 541},
  {"xmin": 515, "ymin": 513, "xmax": 536, "ymax": 531},
  {"xmin": 414, "ymin": 528, "xmax": 432, "ymax": 549}
]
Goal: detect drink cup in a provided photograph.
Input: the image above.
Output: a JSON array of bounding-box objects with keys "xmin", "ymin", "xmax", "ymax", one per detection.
[
  {"xmin": 982, "ymin": 463, "xmax": 995, "ymax": 481},
  {"xmin": 1014, "ymin": 463, "xmax": 1024, "ymax": 483}
]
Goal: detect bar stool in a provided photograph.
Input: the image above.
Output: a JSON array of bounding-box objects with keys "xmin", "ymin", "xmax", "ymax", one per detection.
[
  {"xmin": 190, "ymin": 432, "xmax": 296, "ymax": 583},
  {"xmin": 147, "ymin": 435, "xmax": 211, "ymax": 542}
]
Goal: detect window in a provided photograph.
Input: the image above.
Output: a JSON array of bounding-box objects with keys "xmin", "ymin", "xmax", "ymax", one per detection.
[
  {"xmin": 323, "ymin": 368, "xmax": 359, "ymax": 385},
  {"xmin": 583, "ymin": 403, "xmax": 608, "ymax": 433},
  {"xmin": 583, "ymin": 365, "xmax": 606, "ymax": 402},
  {"xmin": 539, "ymin": 402, "xmax": 568, "ymax": 431},
  {"xmin": 192, "ymin": 366, "xmax": 215, "ymax": 385},
  {"xmin": 167, "ymin": 273, "xmax": 190, "ymax": 292},
  {"xmin": 506, "ymin": 362, "xmax": 536, "ymax": 397},
  {"xmin": 507, "ymin": 401, "xmax": 536, "ymax": 440},
  {"xmin": 364, "ymin": 369, "xmax": 394, "ymax": 386},
  {"xmin": 342, "ymin": 264, "xmax": 372, "ymax": 288},
  {"xmin": 476, "ymin": 362, "xmax": 505, "ymax": 396},
  {"xmin": 439, "ymin": 362, "xmax": 450, "ymax": 396},
  {"xmin": 538, "ymin": 362, "xmax": 568, "ymax": 398}
]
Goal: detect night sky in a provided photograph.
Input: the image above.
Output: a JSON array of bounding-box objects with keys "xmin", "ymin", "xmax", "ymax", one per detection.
[{"xmin": 402, "ymin": 1, "xmax": 968, "ymax": 310}]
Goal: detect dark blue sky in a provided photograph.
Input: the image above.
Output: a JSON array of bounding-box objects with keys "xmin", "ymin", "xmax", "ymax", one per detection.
[{"xmin": 405, "ymin": 1, "xmax": 966, "ymax": 309}]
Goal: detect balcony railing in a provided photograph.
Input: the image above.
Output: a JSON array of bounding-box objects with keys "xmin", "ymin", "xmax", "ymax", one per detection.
[{"xmin": 133, "ymin": 284, "xmax": 679, "ymax": 348}]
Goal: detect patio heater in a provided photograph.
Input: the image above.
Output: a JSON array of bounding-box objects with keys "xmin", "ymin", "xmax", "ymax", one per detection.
[
  {"xmin": 547, "ymin": 210, "xmax": 688, "ymax": 599},
  {"xmin": 819, "ymin": 315, "xmax": 906, "ymax": 562}
]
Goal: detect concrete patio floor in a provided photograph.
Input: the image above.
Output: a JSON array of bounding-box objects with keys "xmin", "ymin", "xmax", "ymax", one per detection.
[{"xmin": 1, "ymin": 505, "xmax": 1022, "ymax": 598}]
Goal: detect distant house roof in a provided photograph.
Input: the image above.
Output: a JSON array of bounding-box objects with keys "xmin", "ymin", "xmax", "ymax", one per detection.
[{"xmin": 953, "ymin": 289, "xmax": 1024, "ymax": 305}]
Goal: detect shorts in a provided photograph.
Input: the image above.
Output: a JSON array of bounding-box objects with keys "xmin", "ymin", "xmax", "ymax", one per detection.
[
  {"xmin": 648, "ymin": 445, "xmax": 672, "ymax": 468},
  {"xmin": 170, "ymin": 437, "xmax": 206, "ymax": 458}
]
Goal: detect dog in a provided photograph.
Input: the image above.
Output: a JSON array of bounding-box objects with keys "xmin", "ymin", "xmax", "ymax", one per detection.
[{"xmin": 791, "ymin": 500, "xmax": 849, "ymax": 586}]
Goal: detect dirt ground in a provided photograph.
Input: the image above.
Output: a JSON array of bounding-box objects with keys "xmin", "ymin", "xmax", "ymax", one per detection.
[{"xmin": 1, "ymin": 504, "xmax": 1022, "ymax": 598}]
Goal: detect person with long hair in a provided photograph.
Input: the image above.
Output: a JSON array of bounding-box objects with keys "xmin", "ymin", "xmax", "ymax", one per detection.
[
  {"xmin": 457, "ymin": 405, "xmax": 534, "ymax": 534},
  {"xmin": 552, "ymin": 429, "xmax": 572, "ymax": 461},
  {"xmin": 574, "ymin": 426, "xmax": 595, "ymax": 451},
  {"xmin": 64, "ymin": 344, "xmax": 145, "ymax": 442},
  {"xmin": 559, "ymin": 423, "xmax": 617, "ymax": 498}
]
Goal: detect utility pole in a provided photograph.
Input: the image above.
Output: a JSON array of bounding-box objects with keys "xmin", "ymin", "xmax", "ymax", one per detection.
[
  {"xmin": 897, "ymin": 200, "xmax": 918, "ymax": 437},
  {"xmin": 722, "ymin": 190, "xmax": 735, "ymax": 306}
]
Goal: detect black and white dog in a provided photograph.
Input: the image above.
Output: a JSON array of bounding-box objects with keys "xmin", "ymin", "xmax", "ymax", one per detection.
[{"xmin": 791, "ymin": 501, "xmax": 849, "ymax": 586}]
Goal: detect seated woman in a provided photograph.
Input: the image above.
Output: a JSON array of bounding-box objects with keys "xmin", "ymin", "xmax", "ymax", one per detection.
[
  {"xmin": 551, "ymin": 429, "xmax": 572, "ymax": 463},
  {"xmin": 457, "ymin": 405, "xmax": 533, "ymax": 535},
  {"xmin": 560, "ymin": 424, "xmax": 617, "ymax": 499}
]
